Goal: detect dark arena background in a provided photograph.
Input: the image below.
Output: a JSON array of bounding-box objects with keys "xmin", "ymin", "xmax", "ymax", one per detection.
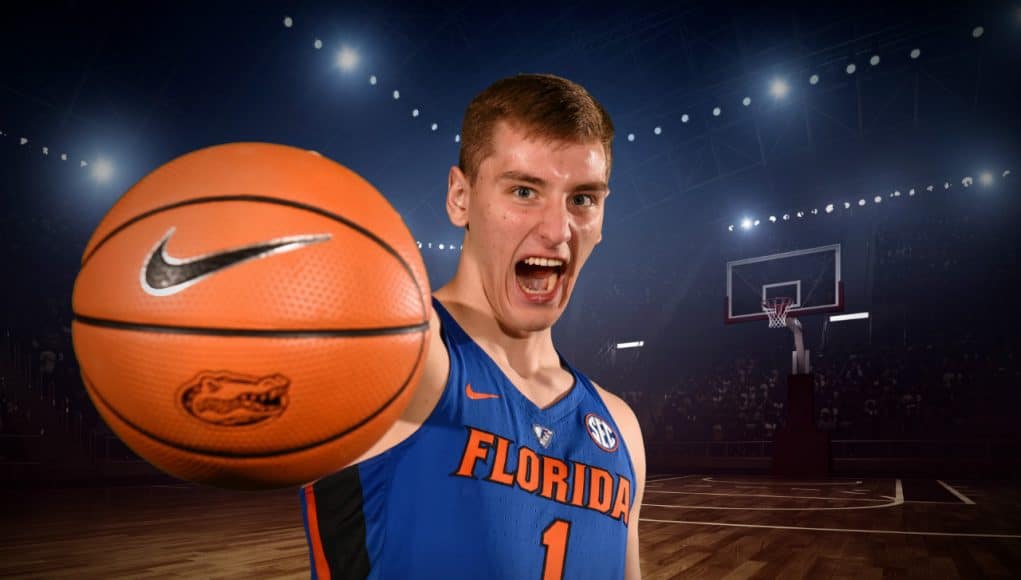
[{"xmin": 2, "ymin": 1, "xmax": 1020, "ymax": 578}]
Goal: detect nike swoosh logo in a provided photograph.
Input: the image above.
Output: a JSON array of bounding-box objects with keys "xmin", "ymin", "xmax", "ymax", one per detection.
[
  {"xmin": 141, "ymin": 227, "xmax": 331, "ymax": 296},
  {"xmin": 465, "ymin": 383, "xmax": 501, "ymax": 400}
]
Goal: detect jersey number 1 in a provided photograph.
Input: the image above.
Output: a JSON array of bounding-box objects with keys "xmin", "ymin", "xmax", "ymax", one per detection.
[{"xmin": 540, "ymin": 519, "xmax": 571, "ymax": 580}]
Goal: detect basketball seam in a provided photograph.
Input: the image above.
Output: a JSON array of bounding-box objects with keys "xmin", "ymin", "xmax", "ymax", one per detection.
[
  {"xmin": 77, "ymin": 193, "xmax": 429, "ymax": 334},
  {"xmin": 72, "ymin": 315, "xmax": 429, "ymax": 337},
  {"xmin": 79, "ymin": 323, "xmax": 428, "ymax": 459}
]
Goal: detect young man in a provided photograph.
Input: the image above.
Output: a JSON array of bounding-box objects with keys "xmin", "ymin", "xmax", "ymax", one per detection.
[{"xmin": 301, "ymin": 74, "xmax": 646, "ymax": 580}]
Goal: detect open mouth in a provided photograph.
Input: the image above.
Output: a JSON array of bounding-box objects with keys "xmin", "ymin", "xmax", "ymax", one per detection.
[{"xmin": 514, "ymin": 256, "xmax": 567, "ymax": 296}]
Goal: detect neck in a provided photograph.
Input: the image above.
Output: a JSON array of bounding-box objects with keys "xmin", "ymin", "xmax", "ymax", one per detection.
[{"xmin": 434, "ymin": 272, "xmax": 560, "ymax": 380}]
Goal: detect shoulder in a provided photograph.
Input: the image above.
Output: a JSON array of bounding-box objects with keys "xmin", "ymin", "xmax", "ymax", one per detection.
[{"xmin": 590, "ymin": 380, "xmax": 644, "ymax": 457}]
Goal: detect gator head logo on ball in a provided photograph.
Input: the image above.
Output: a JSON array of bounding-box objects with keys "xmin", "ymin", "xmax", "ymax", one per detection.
[{"xmin": 178, "ymin": 370, "xmax": 290, "ymax": 426}]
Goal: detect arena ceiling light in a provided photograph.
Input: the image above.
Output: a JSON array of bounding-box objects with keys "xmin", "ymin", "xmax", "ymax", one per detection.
[
  {"xmin": 979, "ymin": 171, "xmax": 994, "ymax": 186},
  {"xmin": 741, "ymin": 218, "xmax": 753, "ymax": 230},
  {"xmin": 336, "ymin": 46, "xmax": 359, "ymax": 71},
  {"xmin": 769, "ymin": 78, "xmax": 790, "ymax": 99},
  {"xmin": 91, "ymin": 158, "xmax": 114, "ymax": 183}
]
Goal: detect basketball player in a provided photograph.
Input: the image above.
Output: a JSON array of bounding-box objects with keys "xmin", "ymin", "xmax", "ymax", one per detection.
[{"xmin": 300, "ymin": 74, "xmax": 646, "ymax": 579}]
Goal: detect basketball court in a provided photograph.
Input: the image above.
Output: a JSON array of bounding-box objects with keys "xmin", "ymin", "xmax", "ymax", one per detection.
[{"xmin": 2, "ymin": 476, "xmax": 1020, "ymax": 578}]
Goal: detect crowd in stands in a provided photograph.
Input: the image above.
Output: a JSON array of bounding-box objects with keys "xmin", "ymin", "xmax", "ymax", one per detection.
[{"xmin": 1, "ymin": 192, "xmax": 1018, "ymax": 460}]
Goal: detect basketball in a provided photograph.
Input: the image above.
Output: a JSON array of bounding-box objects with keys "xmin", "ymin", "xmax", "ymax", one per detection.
[{"xmin": 70, "ymin": 142, "xmax": 431, "ymax": 489}]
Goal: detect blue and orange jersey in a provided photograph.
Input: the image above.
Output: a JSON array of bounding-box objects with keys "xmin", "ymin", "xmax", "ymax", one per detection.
[{"xmin": 301, "ymin": 297, "xmax": 635, "ymax": 579}]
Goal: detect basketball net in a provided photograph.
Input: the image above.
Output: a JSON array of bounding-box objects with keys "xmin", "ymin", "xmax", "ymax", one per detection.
[{"xmin": 763, "ymin": 297, "xmax": 794, "ymax": 329}]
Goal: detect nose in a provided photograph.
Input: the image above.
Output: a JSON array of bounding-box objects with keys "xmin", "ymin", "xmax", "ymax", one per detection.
[{"xmin": 537, "ymin": 198, "xmax": 572, "ymax": 246}]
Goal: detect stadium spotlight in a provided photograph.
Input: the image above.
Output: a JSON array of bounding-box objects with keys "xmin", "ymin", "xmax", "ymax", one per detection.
[
  {"xmin": 754, "ymin": 219, "xmax": 761, "ymax": 226},
  {"xmin": 858, "ymin": 199, "xmax": 866, "ymax": 206},
  {"xmin": 728, "ymin": 224, "xmax": 735, "ymax": 232},
  {"xmin": 910, "ymin": 48, "xmax": 921, "ymax": 59},
  {"xmin": 979, "ymin": 171, "xmax": 993, "ymax": 186},
  {"xmin": 846, "ymin": 63, "xmax": 857, "ymax": 74},
  {"xmin": 843, "ymin": 201, "xmax": 851, "ymax": 209},
  {"xmin": 741, "ymin": 218, "xmax": 753, "ymax": 230},
  {"xmin": 811, "ymin": 208, "xmax": 819, "ymax": 215},
  {"xmin": 91, "ymin": 158, "xmax": 114, "ymax": 182},
  {"xmin": 893, "ymin": 190, "xmax": 901, "ymax": 197},
  {"xmin": 909, "ymin": 188, "xmax": 916, "ymax": 196},
  {"xmin": 870, "ymin": 55, "xmax": 881, "ymax": 66},
  {"xmin": 742, "ymin": 97, "xmax": 752, "ymax": 106},
  {"xmin": 782, "ymin": 213, "xmax": 790, "ymax": 221},
  {"xmin": 962, "ymin": 176, "xmax": 973, "ymax": 188},
  {"xmin": 681, "ymin": 113, "xmax": 690, "ymax": 123},
  {"xmin": 769, "ymin": 215, "xmax": 777, "ymax": 222},
  {"xmin": 825, "ymin": 204, "xmax": 834, "ymax": 213},
  {"xmin": 796, "ymin": 211, "xmax": 805, "ymax": 218},
  {"xmin": 769, "ymin": 78, "xmax": 790, "ymax": 99},
  {"xmin": 627, "ymin": 133, "xmax": 635, "ymax": 142},
  {"xmin": 336, "ymin": 46, "xmax": 359, "ymax": 71},
  {"xmin": 438, "ymin": 244, "xmax": 445, "ymax": 250},
  {"xmin": 874, "ymin": 195, "xmax": 882, "ymax": 204},
  {"xmin": 944, "ymin": 181, "xmax": 951, "ymax": 189},
  {"xmin": 654, "ymin": 126, "xmax": 662, "ymax": 135},
  {"xmin": 713, "ymin": 107, "xmax": 722, "ymax": 117},
  {"xmin": 830, "ymin": 312, "xmax": 869, "ymax": 322},
  {"xmin": 809, "ymin": 74, "xmax": 819, "ymax": 85}
]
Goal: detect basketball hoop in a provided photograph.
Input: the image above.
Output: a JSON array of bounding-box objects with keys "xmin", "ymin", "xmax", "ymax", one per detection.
[{"xmin": 763, "ymin": 297, "xmax": 794, "ymax": 329}]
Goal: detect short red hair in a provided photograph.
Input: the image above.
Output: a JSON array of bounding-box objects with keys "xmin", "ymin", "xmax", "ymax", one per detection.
[{"xmin": 458, "ymin": 74, "xmax": 615, "ymax": 183}]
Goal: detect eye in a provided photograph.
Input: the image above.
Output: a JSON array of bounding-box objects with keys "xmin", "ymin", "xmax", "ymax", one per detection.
[
  {"xmin": 513, "ymin": 186, "xmax": 535, "ymax": 199},
  {"xmin": 572, "ymin": 193, "xmax": 597, "ymax": 207}
]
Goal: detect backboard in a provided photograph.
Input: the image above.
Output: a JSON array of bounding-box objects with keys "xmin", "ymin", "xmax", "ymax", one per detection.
[{"xmin": 725, "ymin": 244, "xmax": 843, "ymax": 324}]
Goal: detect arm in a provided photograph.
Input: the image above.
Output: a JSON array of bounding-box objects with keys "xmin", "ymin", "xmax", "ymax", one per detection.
[{"xmin": 593, "ymin": 383, "xmax": 646, "ymax": 580}]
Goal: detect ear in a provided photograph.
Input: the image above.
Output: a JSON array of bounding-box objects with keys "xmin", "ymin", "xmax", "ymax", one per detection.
[{"xmin": 446, "ymin": 165, "xmax": 470, "ymax": 228}]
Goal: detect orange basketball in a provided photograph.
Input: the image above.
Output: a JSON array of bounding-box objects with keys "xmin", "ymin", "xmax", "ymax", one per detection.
[{"xmin": 71, "ymin": 143, "xmax": 430, "ymax": 489}]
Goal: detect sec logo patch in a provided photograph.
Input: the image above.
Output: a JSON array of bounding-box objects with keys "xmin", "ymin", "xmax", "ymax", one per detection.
[{"xmin": 584, "ymin": 413, "xmax": 618, "ymax": 452}]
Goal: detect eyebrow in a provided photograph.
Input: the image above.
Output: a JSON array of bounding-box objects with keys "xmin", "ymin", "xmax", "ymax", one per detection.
[{"xmin": 497, "ymin": 170, "xmax": 608, "ymax": 193}]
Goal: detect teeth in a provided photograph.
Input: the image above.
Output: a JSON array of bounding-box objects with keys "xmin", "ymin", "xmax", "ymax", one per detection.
[
  {"xmin": 523, "ymin": 257, "xmax": 563, "ymax": 268},
  {"xmin": 518, "ymin": 271, "xmax": 559, "ymax": 294}
]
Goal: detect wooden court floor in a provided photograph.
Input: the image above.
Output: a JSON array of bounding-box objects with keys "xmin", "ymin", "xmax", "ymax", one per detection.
[{"xmin": 2, "ymin": 474, "xmax": 1020, "ymax": 579}]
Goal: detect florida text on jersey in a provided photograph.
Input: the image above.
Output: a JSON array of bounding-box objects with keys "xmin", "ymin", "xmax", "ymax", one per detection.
[{"xmin": 301, "ymin": 297, "xmax": 635, "ymax": 579}]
